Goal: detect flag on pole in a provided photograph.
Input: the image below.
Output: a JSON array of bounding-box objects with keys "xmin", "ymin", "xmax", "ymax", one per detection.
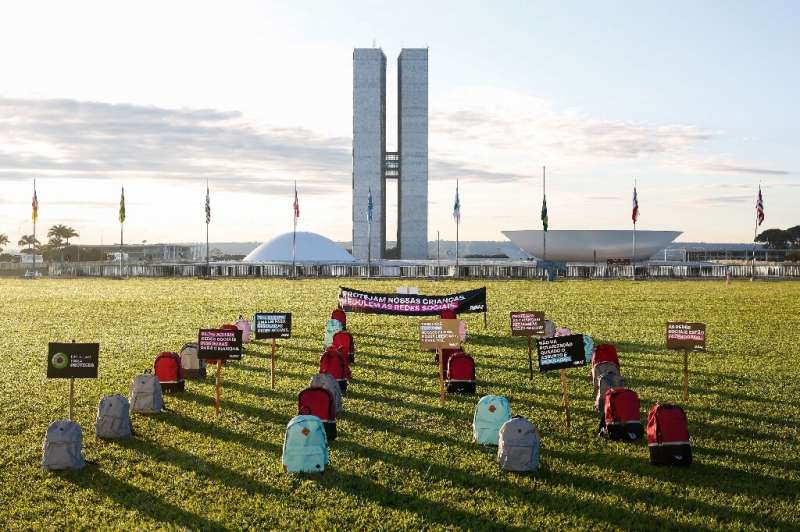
[
  {"xmin": 205, "ymin": 183, "xmax": 211, "ymax": 224},
  {"xmin": 119, "ymin": 186, "xmax": 126, "ymax": 224},
  {"xmin": 32, "ymin": 181, "xmax": 39, "ymax": 223},
  {"xmin": 293, "ymin": 184, "xmax": 300, "ymax": 219},
  {"xmin": 632, "ymin": 186, "xmax": 639, "ymax": 223},
  {"xmin": 756, "ymin": 185, "xmax": 764, "ymax": 226},
  {"xmin": 540, "ymin": 195, "xmax": 548, "ymax": 231},
  {"xmin": 453, "ymin": 181, "xmax": 461, "ymax": 223},
  {"xmin": 367, "ymin": 187, "xmax": 374, "ymax": 223}
]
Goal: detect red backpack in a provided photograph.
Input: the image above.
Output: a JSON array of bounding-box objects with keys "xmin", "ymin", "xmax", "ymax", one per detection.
[
  {"xmin": 298, "ymin": 387, "xmax": 337, "ymax": 441},
  {"xmin": 592, "ymin": 344, "xmax": 620, "ymax": 368},
  {"xmin": 603, "ymin": 388, "xmax": 643, "ymax": 441},
  {"xmin": 319, "ymin": 346, "xmax": 350, "ymax": 393},
  {"xmin": 154, "ymin": 352, "xmax": 184, "ymax": 393},
  {"xmin": 332, "ymin": 330, "xmax": 356, "ymax": 364},
  {"xmin": 331, "ymin": 309, "xmax": 347, "ymax": 328},
  {"xmin": 647, "ymin": 403, "xmax": 692, "ymax": 466},
  {"xmin": 436, "ymin": 347, "xmax": 463, "ymax": 367},
  {"xmin": 446, "ymin": 352, "xmax": 476, "ymax": 394}
]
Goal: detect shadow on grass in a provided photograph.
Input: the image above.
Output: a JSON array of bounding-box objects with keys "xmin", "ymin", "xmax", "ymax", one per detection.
[
  {"xmin": 61, "ymin": 465, "xmax": 225, "ymax": 530},
  {"xmin": 176, "ymin": 390, "xmax": 290, "ymax": 428},
  {"xmin": 548, "ymin": 447, "xmax": 798, "ymax": 529},
  {"xmin": 115, "ymin": 436, "xmax": 282, "ymax": 497},
  {"xmin": 332, "ymin": 439, "xmax": 681, "ymax": 530}
]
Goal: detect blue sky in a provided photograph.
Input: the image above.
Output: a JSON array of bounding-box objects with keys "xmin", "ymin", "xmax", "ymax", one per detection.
[{"xmin": 0, "ymin": 0, "xmax": 796, "ymax": 246}]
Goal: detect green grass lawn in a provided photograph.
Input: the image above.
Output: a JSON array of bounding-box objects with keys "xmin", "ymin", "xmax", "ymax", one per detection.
[{"xmin": 1, "ymin": 278, "xmax": 799, "ymax": 531}]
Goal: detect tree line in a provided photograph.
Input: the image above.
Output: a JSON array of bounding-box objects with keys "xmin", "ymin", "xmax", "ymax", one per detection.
[
  {"xmin": 755, "ymin": 226, "xmax": 800, "ymax": 249},
  {"xmin": 0, "ymin": 225, "xmax": 106, "ymax": 262}
]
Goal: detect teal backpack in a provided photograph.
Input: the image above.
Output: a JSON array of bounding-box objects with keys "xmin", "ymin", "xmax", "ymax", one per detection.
[
  {"xmin": 323, "ymin": 319, "xmax": 343, "ymax": 349},
  {"xmin": 583, "ymin": 335, "xmax": 594, "ymax": 364},
  {"xmin": 472, "ymin": 395, "xmax": 512, "ymax": 445},
  {"xmin": 282, "ymin": 415, "xmax": 329, "ymax": 473}
]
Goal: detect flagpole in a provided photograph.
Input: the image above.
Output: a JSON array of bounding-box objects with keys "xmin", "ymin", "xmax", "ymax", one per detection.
[
  {"xmin": 120, "ymin": 186, "xmax": 124, "ymax": 278},
  {"xmin": 205, "ymin": 180, "xmax": 210, "ymax": 277},
  {"xmin": 752, "ymin": 183, "xmax": 759, "ymax": 279},
  {"xmin": 632, "ymin": 179, "xmax": 637, "ymax": 281},
  {"xmin": 32, "ymin": 180, "xmax": 37, "ymax": 276},
  {"xmin": 542, "ymin": 166, "xmax": 547, "ymax": 263},
  {"xmin": 455, "ymin": 180, "xmax": 460, "ymax": 269},
  {"xmin": 367, "ymin": 210, "xmax": 372, "ymax": 277},
  {"xmin": 292, "ymin": 180, "xmax": 297, "ymax": 278}
]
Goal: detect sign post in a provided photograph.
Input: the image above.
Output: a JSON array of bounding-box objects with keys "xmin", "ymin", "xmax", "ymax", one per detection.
[
  {"xmin": 537, "ymin": 334, "xmax": 586, "ymax": 428},
  {"xmin": 215, "ymin": 361, "xmax": 222, "ymax": 414},
  {"xmin": 420, "ymin": 319, "xmax": 461, "ymax": 405},
  {"xmin": 198, "ymin": 328, "xmax": 243, "ymax": 414},
  {"xmin": 666, "ymin": 322, "xmax": 706, "ymax": 401},
  {"xmin": 560, "ymin": 369, "xmax": 571, "ymax": 427},
  {"xmin": 511, "ymin": 312, "xmax": 545, "ymax": 380},
  {"xmin": 47, "ymin": 341, "xmax": 99, "ymax": 421},
  {"xmin": 254, "ymin": 313, "xmax": 292, "ymax": 390}
]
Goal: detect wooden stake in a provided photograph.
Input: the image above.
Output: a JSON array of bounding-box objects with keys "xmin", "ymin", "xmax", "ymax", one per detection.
[
  {"xmin": 683, "ymin": 351, "xmax": 689, "ymax": 401},
  {"xmin": 484, "ymin": 310, "xmax": 487, "ymax": 329},
  {"xmin": 438, "ymin": 347, "xmax": 445, "ymax": 405},
  {"xmin": 69, "ymin": 339, "xmax": 76, "ymax": 421},
  {"xmin": 68, "ymin": 377, "xmax": 75, "ymax": 421},
  {"xmin": 527, "ymin": 336, "xmax": 534, "ymax": 380},
  {"xmin": 271, "ymin": 338, "xmax": 276, "ymax": 389},
  {"xmin": 215, "ymin": 360, "xmax": 222, "ymax": 415},
  {"xmin": 560, "ymin": 368, "xmax": 571, "ymax": 428}
]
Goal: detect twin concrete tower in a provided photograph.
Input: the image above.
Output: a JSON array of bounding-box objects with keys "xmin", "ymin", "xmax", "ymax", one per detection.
[{"xmin": 352, "ymin": 48, "xmax": 428, "ymax": 260}]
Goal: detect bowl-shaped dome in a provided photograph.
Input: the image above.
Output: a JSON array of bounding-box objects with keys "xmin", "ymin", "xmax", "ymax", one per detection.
[{"xmin": 243, "ymin": 231, "xmax": 356, "ymax": 263}]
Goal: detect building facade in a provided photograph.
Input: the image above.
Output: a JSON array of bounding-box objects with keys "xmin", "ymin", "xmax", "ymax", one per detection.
[{"xmin": 352, "ymin": 47, "xmax": 428, "ymax": 260}]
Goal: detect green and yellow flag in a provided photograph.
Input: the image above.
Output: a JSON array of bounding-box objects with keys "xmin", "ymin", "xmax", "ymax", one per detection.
[
  {"xmin": 119, "ymin": 186, "xmax": 126, "ymax": 224},
  {"xmin": 540, "ymin": 195, "xmax": 548, "ymax": 232},
  {"xmin": 32, "ymin": 180, "xmax": 39, "ymax": 223}
]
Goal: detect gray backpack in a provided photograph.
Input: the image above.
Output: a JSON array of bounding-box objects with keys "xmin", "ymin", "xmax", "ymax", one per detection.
[
  {"xmin": 497, "ymin": 416, "xmax": 540, "ymax": 473},
  {"xmin": 592, "ymin": 361, "xmax": 620, "ymax": 385},
  {"xmin": 42, "ymin": 420, "xmax": 86, "ymax": 471},
  {"xmin": 95, "ymin": 394, "xmax": 133, "ymax": 438},
  {"xmin": 595, "ymin": 371, "xmax": 626, "ymax": 413},
  {"xmin": 180, "ymin": 342, "xmax": 206, "ymax": 379},
  {"xmin": 129, "ymin": 373, "xmax": 163, "ymax": 414},
  {"xmin": 309, "ymin": 373, "xmax": 343, "ymax": 414}
]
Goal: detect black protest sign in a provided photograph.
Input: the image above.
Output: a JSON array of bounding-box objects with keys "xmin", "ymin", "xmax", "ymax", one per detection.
[
  {"xmin": 511, "ymin": 311, "xmax": 545, "ymax": 336},
  {"xmin": 537, "ymin": 335, "xmax": 586, "ymax": 372},
  {"xmin": 47, "ymin": 343, "xmax": 99, "ymax": 378},
  {"xmin": 666, "ymin": 322, "xmax": 706, "ymax": 351},
  {"xmin": 254, "ymin": 313, "xmax": 292, "ymax": 339},
  {"xmin": 198, "ymin": 329, "xmax": 243, "ymax": 360}
]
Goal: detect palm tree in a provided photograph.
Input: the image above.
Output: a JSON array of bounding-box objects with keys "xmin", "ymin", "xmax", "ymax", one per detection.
[
  {"xmin": 62, "ymin": 226, "xmax": 79, "ymax": 245},
  {"xmin": 49, "ymin": 224, "xmax": 79, "ymax": 246},
  {"xmin": 18, "ymin": 234, "xmax": 41, "ymax": 253},
  {"xmin": 0, "ymin": 233, "xmax": 9, "ymax": 253},
  {"xmin": 45, "ymin": 235, "xmax": 65, "ymax": 261}
]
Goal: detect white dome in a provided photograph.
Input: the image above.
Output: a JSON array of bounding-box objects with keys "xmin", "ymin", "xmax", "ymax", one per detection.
[{"xmin": 243, "ymin": 231, "xmax": 356, "ymax": 263}]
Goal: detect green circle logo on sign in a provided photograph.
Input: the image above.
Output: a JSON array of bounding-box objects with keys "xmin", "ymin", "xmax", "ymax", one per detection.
[{"xmin": 51, "ymin": 352, "xmax": 70, "ymax": 369}]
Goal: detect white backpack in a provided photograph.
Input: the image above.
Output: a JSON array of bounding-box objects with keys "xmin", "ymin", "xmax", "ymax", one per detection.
[
  {"xmin": 129, "ymin": 373, "xmax": 163, "ymax": 414},
  {"xmin": 95, "ymin": 394, "xmax": 133, "ymax": 439},
  {"xmin": 42, "ymin": 420, "xmax": 86, "ymax": 471},
  {"xmin": 497, "ymin": 416, "xmax": 540, "ymax": 473}
]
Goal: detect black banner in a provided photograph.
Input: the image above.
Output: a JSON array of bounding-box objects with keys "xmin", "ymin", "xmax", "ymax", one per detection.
[
  {"xmin": 338, "ymin": 286, "xmax": 487, "ymax": 316},
  {"xmin": 254, "ymin": 313, "xmax": 292, "ymax": 339},
  {"xmin": 47, "ymin": 343, "xmax": 99, "ymax": 379}
]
